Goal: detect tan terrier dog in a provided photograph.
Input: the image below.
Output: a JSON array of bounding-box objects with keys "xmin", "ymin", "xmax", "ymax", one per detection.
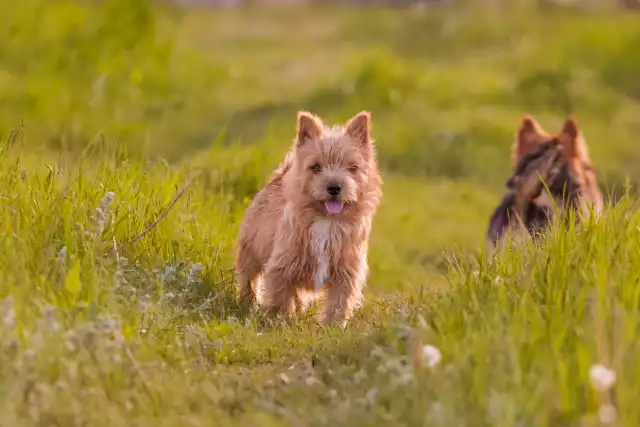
[{"xmin": 235, "ymin": 111, "xmax": 382, "ymax": 326}]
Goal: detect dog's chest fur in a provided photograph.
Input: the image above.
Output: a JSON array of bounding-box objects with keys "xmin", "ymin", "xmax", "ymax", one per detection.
[{"xmin": 309, "ymin": 219, "xmax": 349, "ymax": 291}]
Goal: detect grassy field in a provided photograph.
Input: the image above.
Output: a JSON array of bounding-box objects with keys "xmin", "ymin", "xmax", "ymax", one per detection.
[{"xmin": 2, "ymin": 0, "xmax": 640, "ymax": 425}]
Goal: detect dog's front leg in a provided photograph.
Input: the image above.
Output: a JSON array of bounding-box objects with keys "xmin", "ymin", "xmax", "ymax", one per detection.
[
  {"xmin": 261, "ymin": 265, "xmax": 300, "ymax": 317},
  {"xmin": 321, "ymin": 262, "xmax": 366, "ymax": 327}
]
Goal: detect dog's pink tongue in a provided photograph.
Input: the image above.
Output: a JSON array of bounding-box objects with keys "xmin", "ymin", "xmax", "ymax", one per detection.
[{"xmin": 325, "ymin": 201, "xmax": 344, "ymax": 214}]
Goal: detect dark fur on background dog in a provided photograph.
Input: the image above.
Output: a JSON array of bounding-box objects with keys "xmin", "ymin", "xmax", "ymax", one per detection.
[{"xmin": 487, "ymin": 115, "xmax": 604, "ymax": 248}]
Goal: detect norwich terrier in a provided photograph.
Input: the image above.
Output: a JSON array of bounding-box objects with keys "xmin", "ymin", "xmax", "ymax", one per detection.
[
  {"xmin": 487, "ymin": 115, "xmax": 604, "ymax": 248},
  {"xmin": 235, "ymin": 111, "xmax": 382, "ymax": 326}
]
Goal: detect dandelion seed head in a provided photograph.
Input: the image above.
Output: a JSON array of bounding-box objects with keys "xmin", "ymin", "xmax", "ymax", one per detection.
[
  {"xmin": 421, "ymin": 344, "xmax": 442, "ymax": 368},
  {"xmin": 589, "ymin": 364, "xmax": 617, "ymax": 391}
]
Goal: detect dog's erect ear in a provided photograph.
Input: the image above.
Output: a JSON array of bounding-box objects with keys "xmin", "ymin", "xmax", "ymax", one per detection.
[
  {"xmin": 296, "ymin": 111, "xmax": 323, "ymax": 146},
  {"xmin": 345, "ymin": 111, "xmax": 371, "ymax": 146},
  {"xmin": 560, "ymin": 117, "xmax": 579, "ymax": 140},
  {"xmin": 558, "ymin": 117, "xmax": 590, "ymax": 161},
  {"xmin": 519, "ymin": 115, "xmax": 545, "ymax": 136},
  {"xmin": 512, "ymin": 114, "xmax": 549, "ymax": 164}
]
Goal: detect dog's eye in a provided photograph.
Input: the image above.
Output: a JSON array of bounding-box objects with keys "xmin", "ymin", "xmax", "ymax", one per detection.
[
  {"xmin": 347, "ymin": 165, "xmax": 358, "ymax": 174},
  {"xmin": 310, "ymin": 164, "xmax": 323, "ymax": 173}
]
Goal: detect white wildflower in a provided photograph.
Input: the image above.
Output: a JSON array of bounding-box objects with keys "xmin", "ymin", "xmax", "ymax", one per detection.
[
  {"xmin": 589, "ymin": 364, "xmax": 617, "ymax": 391},
  {"xmin": 598, "ymin": 404, "xmax": 617, "ymax": 424},
  {"xmin": 421, "ymin": 345, "xmax": 442, "ymax": 368}
]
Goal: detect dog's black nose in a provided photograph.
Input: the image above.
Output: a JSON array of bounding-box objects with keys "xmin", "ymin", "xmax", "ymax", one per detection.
[{"xmin": 326, "ymin": 183, "xmax": 341, "ymax": 196}]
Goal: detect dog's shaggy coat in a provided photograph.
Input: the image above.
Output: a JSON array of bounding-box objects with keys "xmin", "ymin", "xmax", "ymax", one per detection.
[{"xmin": 235, "ymin": 111, "xmax": 382, "ymax": 326}]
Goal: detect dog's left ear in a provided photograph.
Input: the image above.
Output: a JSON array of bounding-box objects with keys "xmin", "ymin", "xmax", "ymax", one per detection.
[
  {"xmin": 345, "ymin": 111, "xmax": 372, "ymax": 146},
  {"xmin": 296, "ymin": 111, "xmax": 324, "ymax": 146},
  {"xmin": 512, "ymin": 114, "xmax": 549, "ymax": 164},
  {"xmin": 558, "ymin": 117, "xmax": 590, "ymax": 162}
]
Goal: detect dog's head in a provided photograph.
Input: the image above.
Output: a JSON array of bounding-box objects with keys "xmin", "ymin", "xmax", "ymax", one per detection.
[
  {"xmin": 488, "ymin": 115, "xmax": 601, "ymax": 248},
  {"xmin": 288, "ymin": 111, "xmax": 376, "ymax": 216},
  {"xmin": 509, "ymin": 115, "xmax": 595, "ymax": 204}
]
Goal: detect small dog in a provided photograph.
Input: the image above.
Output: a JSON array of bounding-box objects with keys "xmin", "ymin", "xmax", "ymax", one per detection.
[
  {"xmin": 235, "ymin": 111, "xmax": 382, "ymax": 326},
  {"xmin": 487, "ymin": 115, "xmax": 604, "ymax": 248}
]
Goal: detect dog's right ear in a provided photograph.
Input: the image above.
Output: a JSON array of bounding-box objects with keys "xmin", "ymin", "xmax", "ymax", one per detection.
[
  {"xmin": 296, "ymin": 111, "xmax": 323, "ymax": 146},
  {"xmin": 345, "ymin": 111, "xmax": 372, "ymax": 146},
  {"xmin": 512, "ymin": 114, "xmax": 549, "ymax": 164},
  {"xmin": 558, "ymin": 117, "xmax": 591, "ymax": 163}
]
